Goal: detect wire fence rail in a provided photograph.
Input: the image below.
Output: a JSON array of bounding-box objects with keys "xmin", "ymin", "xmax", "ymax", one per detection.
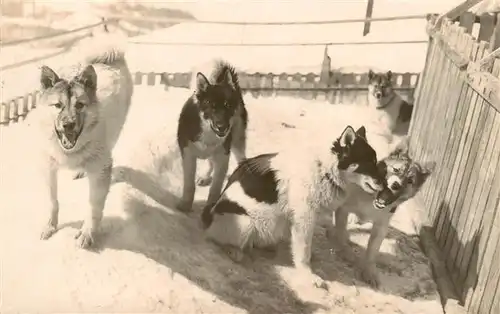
[
  {"xmin": 0, "ymin": 19, "xmax": 111, "ymax": 47},
  {"xmin": 128, "ymin": 40, "xmax": 429, "ymax": 47},
  {"xmin": 104, "ymin": 13, "xmax": 433, "ymax": 26},
  {"xmin": 0, "ymin": 13, "xmax": 434, "ymax": 48}
]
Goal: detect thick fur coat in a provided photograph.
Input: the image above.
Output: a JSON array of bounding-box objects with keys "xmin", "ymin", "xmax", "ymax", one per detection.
[
  {"xmin": 367, "ymin": 70, "xmax": 413, "ymax": 137},
  {"xmin": 202, "ymin": 125, "xmax": 385, "ymax": 289},
  {"xmin": 30, "ymin": 34, "xmax": 134, "ymax": 248},
  {"xmin": 176, "ymin": 59, "xmax": 248, "ymax": 213}
]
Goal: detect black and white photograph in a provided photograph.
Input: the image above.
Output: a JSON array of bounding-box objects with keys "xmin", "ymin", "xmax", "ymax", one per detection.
[{"xmin": 1, "ymin": 0, "xmax": 499, "ymax": 313}]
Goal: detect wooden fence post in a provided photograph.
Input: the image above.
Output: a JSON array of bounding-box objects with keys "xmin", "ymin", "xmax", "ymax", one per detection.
[
  {"xmin": 363, "ymin": 0, "xmax": 374, "ymax": 36},
  {"xmin": 320, "ymin": 45, "xmax": 331, "ymax": 86},
  {"xmin": 490, "ymin": 13, "xmax": 500, "ymax": 51}
]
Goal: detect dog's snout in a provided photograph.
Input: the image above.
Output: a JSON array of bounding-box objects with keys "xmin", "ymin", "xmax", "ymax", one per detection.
[
  {"xmin": 214, "ymin": 119, "xmax": 228, "ymax": 130},
  {"xmin": 63, "ymin": 121, "xmax": 76, "ymax": 131},
  {"xmin": 390, "ymin": 181, "xmax": 401, "ymax": 191},
  {"xmin": 375, "ymin": 92, "xmax": 382, "ymax": 99}
]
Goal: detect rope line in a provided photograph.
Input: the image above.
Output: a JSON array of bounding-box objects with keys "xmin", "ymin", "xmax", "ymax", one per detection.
[
  {"xmin": 0, "ymin": 13, "xmax": 430, "ymax": 48},
  {"xmin": 129, "ymin": 40, "xmax": 428, "ymax": 47},
  {"xmin": 105, "ymin": 13, "xmax": 430, "ymax": 26},
  {"xmin": 0, "ymin": 20, "xmax": 109, "ymax": 47}
]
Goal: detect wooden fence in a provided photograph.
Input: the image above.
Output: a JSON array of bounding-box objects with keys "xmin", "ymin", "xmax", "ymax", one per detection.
[
  {"xmin": 409, "ymin": 12, "xmax": 500, "ymax": 314},
  {"xmin": 0, "ymin": 70, "xmax": 419, "ymax": 127}
]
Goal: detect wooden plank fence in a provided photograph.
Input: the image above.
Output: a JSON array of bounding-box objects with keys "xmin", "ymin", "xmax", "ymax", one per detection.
[
  {"xmin": 0, "ymin": 70, "xmax": 419, "ymax": 127},
  {"xmin": 409, "ymin": 12, "xmax": 500, "ymax": 314}
]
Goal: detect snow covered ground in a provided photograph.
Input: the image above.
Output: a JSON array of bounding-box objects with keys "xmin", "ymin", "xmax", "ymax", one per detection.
[{"xmin": 0, "ymin": 85, "xmax": 442, "ymax": 313}]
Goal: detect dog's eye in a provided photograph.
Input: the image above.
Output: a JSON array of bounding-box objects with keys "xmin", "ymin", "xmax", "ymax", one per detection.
[
  {"xmin": 391, "ymin": 166, "xmax": 400, "ymax": 173},
  {"xmin": 75, "ymin": 102, "xmax": 85, "ymax": 110},
  {"xmin": 53, "ymin": 102, "xmax": 62, "ymax": 109}
]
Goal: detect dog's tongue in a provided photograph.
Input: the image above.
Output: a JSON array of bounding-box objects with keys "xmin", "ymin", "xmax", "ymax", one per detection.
[{"xmin": 60, "ymin": 132, "xmax": 77, "ymax": 148}]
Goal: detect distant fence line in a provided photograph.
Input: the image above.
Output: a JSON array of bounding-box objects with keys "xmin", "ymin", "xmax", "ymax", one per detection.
[{"xmin": 0, "ymin": 70, "xmax": 419, "ymax": 127}]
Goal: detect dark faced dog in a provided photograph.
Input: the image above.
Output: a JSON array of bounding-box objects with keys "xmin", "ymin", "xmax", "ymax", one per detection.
[
  {"xmin": 202, "ymin": 125, "xmax": 384, "ymax": 290},
  {"xmin": 176, "ymin": 59, "xmax": 248, "ymax": 213}
]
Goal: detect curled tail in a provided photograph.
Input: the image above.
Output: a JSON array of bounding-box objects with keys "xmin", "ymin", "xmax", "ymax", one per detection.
[
  {"xmin": 191, "ymin": 59, "xmax": 243, "ymax": 97},
  {"xmin": 81, "ymin": 32, "xmax": 128, "ymax": 66},
  {"xmin": 211, "ymin": 59, "xmax": 241, "ymax": 93}
]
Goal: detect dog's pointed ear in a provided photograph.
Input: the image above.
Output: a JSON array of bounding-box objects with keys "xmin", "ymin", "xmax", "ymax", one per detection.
[
  {"xmin": 77, "ymin": 65, "xmax": 97, "ymax": 91},
  {"xmin": 368, "ymin": 69, "xmax": 375, "ymax": 80},
  {"xmin": 195, "ymin": 72, "xmax": 210, "ymax": 93},
  {"xmin": 339, "ymin": 125, "xmax": 356, "ymax": 147},
  {"xmin": 418, "ymin": 161, "xmax": 436, "ymax": 182},
  {"xmin": 356, "ymin": 126, "xmax": 367, "ymax": 140},
  {"xmin": 391, "ymin": 136, "xmax": 410, "ymax": 156},
  {"xmin": 40, "ymin": 65, "xmax": 60, "ymax": 90},
  {"xmin": 420, "ymin": 161, "xmax": 436, "ymax": 175},
  {"xmin": 386, "ymin": 70, "xmax": 393, "ymax": 81}
]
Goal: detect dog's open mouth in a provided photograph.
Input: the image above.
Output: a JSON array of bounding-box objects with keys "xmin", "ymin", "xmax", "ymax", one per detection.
[
  {"xmin": 373, "ymin": 189, "xmax": 397, "ymax": 210},
  {"xmin": 210, "ymin": 121, "xmax": 229, "ymax": 138},
  {"xmin": 364, "ymin": 182, "xmax": 380, "ymax": 194},
  {"xmin": 55, "ymin": 128, "xmax": 83, "ymax": 150}
]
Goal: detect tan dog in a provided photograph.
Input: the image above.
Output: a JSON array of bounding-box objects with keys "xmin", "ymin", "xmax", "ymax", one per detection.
[
  {"xmin": 32, "ymin": 36, "xmax": 133, "ymax": 248},
  {"xmin": 329, "ymin": 137, "xmax": 435, "ymax": 288},
  {"xmin": 367, "ymin": 70, "xmax": 412, "ymax": 136}
]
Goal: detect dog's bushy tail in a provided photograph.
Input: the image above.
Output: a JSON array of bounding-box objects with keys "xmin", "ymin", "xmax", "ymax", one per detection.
[
  {"xmin": 81, "ymin": 32, "xmax": 127, "ymax": 66},
  {"xmin": 211, "ymin": 59, "xmax": 241, "ymax": 91}
]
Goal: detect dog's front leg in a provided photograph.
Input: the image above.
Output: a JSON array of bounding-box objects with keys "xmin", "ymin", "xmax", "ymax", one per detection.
[
  {"xmin": 177, "ymin": 149, "xmax": 197, "ymax": 212},
  {"xmin": 206, "ymin": 150, "xmax": 229, "ymax": 206},
  {"xmin": 289, "ymin": 199, "xmax": 327, "ymax": 290},
  {"xmin": 327, "ymin": 207, "xmax": 350, "ymax": 248},
  {"xmin": 230, "ymin": 116, "xmax": 247, "ymax": 164},
  {"xmin": 197, "ymin": 159, "xmax": 213, "ymax": 187},
  {"xmin": 40, "ymin": 158, "xmax": 59, "ymax": 240},
  {"xmin": 360, "ymin": 213, "xmax": 391, "ymax": 288},
  {"xmin": 75, "ymin": 162, "xmax": 112, "ymax": 249}
]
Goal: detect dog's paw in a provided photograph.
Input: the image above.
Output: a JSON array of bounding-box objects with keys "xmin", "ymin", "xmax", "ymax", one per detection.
[
  {"xmin": 74, "ymin": 227, "xmax": 95, "ymax": 249},
  {"xmin": 360, "ymin": 263, "xmax": 381, "ymax": 288},
  {"xmin": 73, "ymin": 171, "xmax": 87, "ymax": 180},
  {"xmin": 175, "ymin": 200, "xmax": 193, "ymax": 213},
  {"xmin": 40, "ymin": 224, "xmax": 58, "ymax": 240},
  {"xmin": 296, "ymin": 267, "xmax": 329, "ymax": 291},
  {"xmin": 197, "ymin": 176, "xmax": 213, "ymax": 187}
]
